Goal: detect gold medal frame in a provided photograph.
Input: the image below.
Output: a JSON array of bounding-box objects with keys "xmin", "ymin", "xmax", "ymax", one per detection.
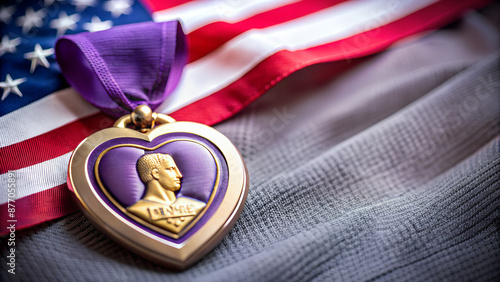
[{"xmin": 68, "ymin": 121, "xmax": 248, "ymax": 269}]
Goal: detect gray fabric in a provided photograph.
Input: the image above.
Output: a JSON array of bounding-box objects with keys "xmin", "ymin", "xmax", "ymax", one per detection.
[{"xmin": 2, "ymin": 10, "xmax": 499, "ymax": 282}]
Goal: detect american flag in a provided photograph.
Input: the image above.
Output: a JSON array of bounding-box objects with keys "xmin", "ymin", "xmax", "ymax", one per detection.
[{"xmin": 0, "ymin": 0, "xmax": 491, "ymax": 235}]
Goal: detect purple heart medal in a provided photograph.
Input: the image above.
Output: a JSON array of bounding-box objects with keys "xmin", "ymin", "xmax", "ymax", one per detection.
[{"xmin": 56, "ymin": 21, "xmax": 248, "ymax": 269}]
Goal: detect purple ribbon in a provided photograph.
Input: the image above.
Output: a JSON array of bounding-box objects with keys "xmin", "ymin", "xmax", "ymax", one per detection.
[{"xmin": 55, "ymin": 21, "xmax": 187, "ymax": 118}]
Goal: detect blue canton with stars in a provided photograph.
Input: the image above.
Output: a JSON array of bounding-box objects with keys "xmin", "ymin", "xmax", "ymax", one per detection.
[{"xmin": 0, "ymin": 0, "xmax": 151, "ymax": 116}]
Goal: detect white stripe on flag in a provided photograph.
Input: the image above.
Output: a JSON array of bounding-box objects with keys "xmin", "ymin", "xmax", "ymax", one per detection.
[
  {"xmin": 156, "ymin": 0, "xmax": 437, "ymax": 114},
  {"xmin": 0, "ymin": 152, "xmax": 71, "ymax": 205},
  {"xmin": 152, "ymin": 0, "xmax": 299, "ymax": 32},
  {"xmin": 0, "ymin": 88, "xmax": 98, "ymax": 147}
]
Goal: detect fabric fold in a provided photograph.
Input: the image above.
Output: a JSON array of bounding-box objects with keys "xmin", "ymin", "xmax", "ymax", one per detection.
[{"xmin": 55, "ymin": 21, "xmax": 187, "ymax": 118}]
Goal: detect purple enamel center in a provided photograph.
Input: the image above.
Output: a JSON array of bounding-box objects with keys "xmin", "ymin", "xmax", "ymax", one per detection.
[
  {"xmin": 87, "ymin": 132, "xmax": 229, "ymax": 244},
  {"xmin": 98, "ymin": 141, "xmax": 217, "ymax": 206}
]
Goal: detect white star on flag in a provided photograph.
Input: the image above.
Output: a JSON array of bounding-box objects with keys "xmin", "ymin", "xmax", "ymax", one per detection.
[
  {"xmin": 0, "ymin": 5, "xmax": 15, "ymax": 24},
  {"xmin": 16, "ymin": 7, "xmax": 46, "ymax": 34},
  {"xmin": 0, "ymin": 74, "xmax": 26, "ymax": 101},
  {"xmin": 0, "ymin": 35, "xmax": 21, "ymax": 56},
  {"xmin": 24, "ymin": 43, "xmax": 55, "ymax": 73},
  {"xmin": 104, "ymin": 0, "xmax": 133, "ymax": 18},
  {"xmin": 83, "ymin": 16, "xmax": 113, "ymax": 32},
  {"xmin": 71, "ymin": 0, "xmax": 97, "ymax": 12},
  {"xmin": 50, "ymin": 11, "xmax": 81, "ymax": 36}
]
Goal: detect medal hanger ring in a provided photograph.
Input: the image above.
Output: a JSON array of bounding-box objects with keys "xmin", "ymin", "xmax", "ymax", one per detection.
[{"xmin": 114, "ymin": 105, "xmax": 176, "ymax": 132}]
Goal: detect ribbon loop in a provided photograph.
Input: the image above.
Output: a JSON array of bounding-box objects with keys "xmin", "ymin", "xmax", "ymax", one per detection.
[{"xmin": 55, "ymin": 21, "xmax": 187, "ymax": 118}]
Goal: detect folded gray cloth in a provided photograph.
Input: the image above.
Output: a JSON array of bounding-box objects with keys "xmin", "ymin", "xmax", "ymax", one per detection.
[{"xmin": 2, "ymin": 9, "xmax": 499, "ymax": 282}]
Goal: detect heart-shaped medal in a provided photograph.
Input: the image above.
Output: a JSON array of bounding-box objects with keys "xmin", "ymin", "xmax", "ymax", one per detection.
[{"xmin": 68, "ymin": 106, "xmax": 248, "ymax": 269}]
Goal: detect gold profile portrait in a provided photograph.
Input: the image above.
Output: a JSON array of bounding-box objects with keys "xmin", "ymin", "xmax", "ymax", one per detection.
[{"xmin": 126, "ymin": 153, "xmax": 206, "ymax": 234}]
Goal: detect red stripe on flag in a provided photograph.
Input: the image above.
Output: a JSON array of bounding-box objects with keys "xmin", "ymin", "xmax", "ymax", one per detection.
[
  {"xmin": 188, "ymin": 0, "xmax": 345, "ymax": 62},
  {"xmin": 0, "ymin": 114, "xmax": 113, "ymax": 173},
  {"xmin": 140, "ymin": 0, "xmax": 192, "ymax": 13},
  {"xmin": 173, "ymin": 0, "xmax": 493, "ymax": 125},
  {"xmin": 0, "ymin": 184, "xmax": 78, "ymax": 236}
]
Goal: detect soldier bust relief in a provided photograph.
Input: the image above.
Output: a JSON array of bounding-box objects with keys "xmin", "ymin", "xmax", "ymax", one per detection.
[{"xmin": 127, "ymin": 153, "xmax": 206, "ymax": 234}]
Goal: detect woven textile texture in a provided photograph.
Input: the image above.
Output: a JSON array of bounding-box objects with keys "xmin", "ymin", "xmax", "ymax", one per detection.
[{"xmin": 2, "ymin": 8, "xmax": 499, "ymax": 282}]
